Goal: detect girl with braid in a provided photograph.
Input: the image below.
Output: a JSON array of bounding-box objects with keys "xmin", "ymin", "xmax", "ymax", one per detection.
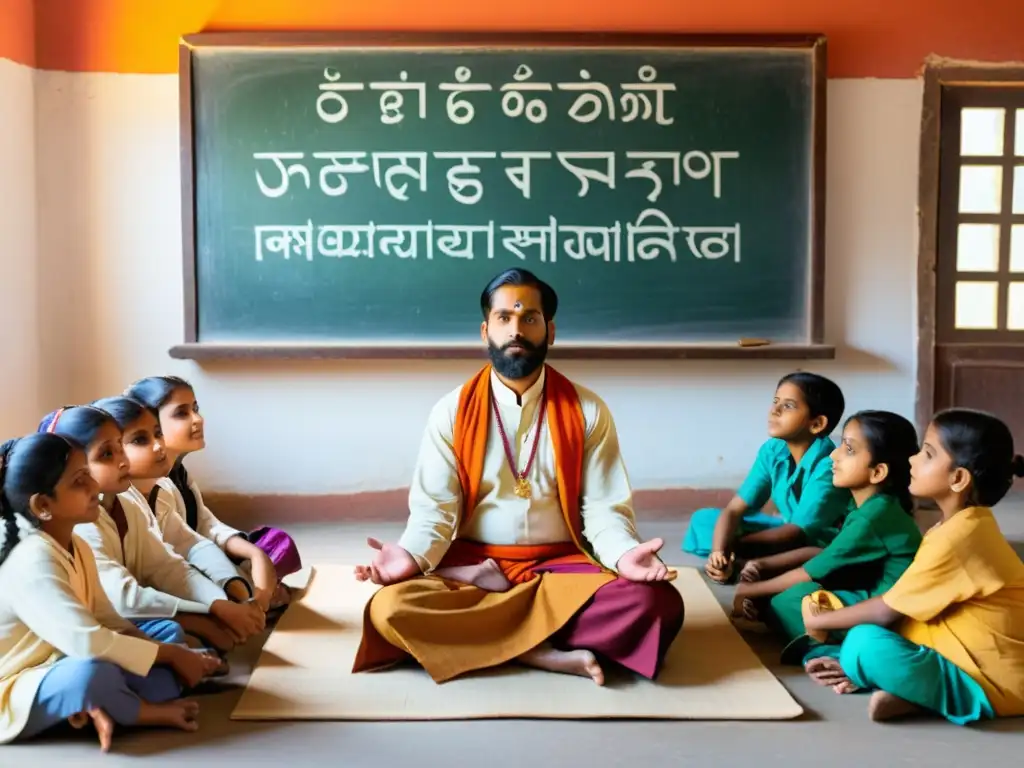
[{"xmin": 0, "ymin": 433, "xmax": 218, "ymax": 750}]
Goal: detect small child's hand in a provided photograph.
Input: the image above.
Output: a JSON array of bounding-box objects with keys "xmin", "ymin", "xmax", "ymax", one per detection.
[
  {"xmin": 739, "ymin": 559, "xmax": 762, "ymax": 583},
  {"xmin": 732, "ymin": 594, "xmax": 758, "ymax": 621},
  {"xmin": 705, "ymin": 551, "xmax": 734, "ymax": 583}
]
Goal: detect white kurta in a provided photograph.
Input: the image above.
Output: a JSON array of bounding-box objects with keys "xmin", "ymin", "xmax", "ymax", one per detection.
[
  {"xmin": 398, "ymin": 367, "xmax": 641, "ymax": 572},
  {"xmin": 0, "ymin": 532, "xmax": 158, "ymax": 744},
  {"xmin": 147, "ymin": 481, "xmax": 251, "ymax": 593},
  {"xmin": 155, "ymin": 476, "xmax": 244, "ymax": 550},
  {"xmin": 74, "ymin": 487, "xmax": 227, "ymax": 619}
]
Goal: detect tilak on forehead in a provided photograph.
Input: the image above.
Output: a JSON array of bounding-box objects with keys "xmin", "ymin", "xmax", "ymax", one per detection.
[{"xmin": 514, "ymin": 300, "xmax": 522, "ymax": 309}]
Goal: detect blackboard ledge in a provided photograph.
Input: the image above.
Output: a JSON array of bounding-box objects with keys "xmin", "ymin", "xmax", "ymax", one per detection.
[{"xmin": 169, "ymin": 342, "xmax": 835, "ymax": 362}]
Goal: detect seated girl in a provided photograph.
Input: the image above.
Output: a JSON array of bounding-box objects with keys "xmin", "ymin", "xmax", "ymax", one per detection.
[
  {"xmin": 804, "ymin": 408, "xmax": 1024, "ymax": 725},
  {"xmin": 683, "ymin": 372, "xmax": 851, "ymax": 583},
  {"xmin": 0, "ymin": 433, "xmax": 220, "ymax": 751},
  {"xmin": 93, "ymin": 396, "xmax": 256, "ymax": 605},
  {"xmin": 730, "ymin": 410, "xmax": 923, "ymax": 668},
  {"xmin": 39, "ymin": 406, "xmax": 264, "ymax": 654},
  {"xmin": 126, "ymin": 376, "xmax": 302, "ymax": 614}
]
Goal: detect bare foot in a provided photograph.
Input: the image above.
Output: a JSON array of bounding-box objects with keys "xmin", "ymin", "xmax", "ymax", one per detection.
[
  {"xmin": 804, "ymin": 657, "xmax": 858, "ymax": 693},
  {"xmin": 739, "ymin": 560, "xmax": 762, "ymax": 583},
  {"xmin": 88, "ymin": 709, "xmax": 114, "ymax": 751},
  {"xmin": 435, "ymin": 559, "xmax": 512, "ymax": 592},
  {"xmin": 68, "ymin": 708, "xmax": 115, "ymax": 751},
  {"xmin": 517, "ymin": 644, "xmax": 605, "ymax": 685},
  {"xmin": 136, "ymin": 699, "xmax": 200, "ymax": 732},
  {"xmin": 868, "ymin": 691, "xmax": 922, "ymax": 722}
]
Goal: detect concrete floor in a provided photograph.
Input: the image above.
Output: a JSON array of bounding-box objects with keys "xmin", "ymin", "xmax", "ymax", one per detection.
[{"xmin": 12, "ymin": 504, "xmax": 1024, "ymax": 766}]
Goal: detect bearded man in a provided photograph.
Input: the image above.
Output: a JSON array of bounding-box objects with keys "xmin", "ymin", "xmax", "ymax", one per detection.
[{"xmin": 352, "ymin": 268, "xmax": 684, "ymax": 684}]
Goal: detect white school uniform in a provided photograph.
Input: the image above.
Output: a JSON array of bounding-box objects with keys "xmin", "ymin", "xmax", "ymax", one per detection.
[
  {"xmin": 146, "ymin": 481, "xmax": 251, "ymax": 594},
  {"xmin": 74, "ymin": 487, "xmax": 227, "ymax": 619},
  {"xmin": 0, "ymin": 531, "xmax": 157, "ymax": 744},
  {"xmin": 154, "ymin": 476, "xmax": 244, "ymax": 550}
]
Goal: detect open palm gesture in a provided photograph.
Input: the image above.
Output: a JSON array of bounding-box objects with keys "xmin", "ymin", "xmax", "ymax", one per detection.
[
  {"xmin": 616, "ymin": 537, "xmax": 670, "ymax": 582},
  {"xmin": 354, "ymin": 538, "xmax": 421, "ymax": 586}
]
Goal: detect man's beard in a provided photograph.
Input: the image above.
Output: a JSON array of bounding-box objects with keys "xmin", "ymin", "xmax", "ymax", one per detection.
[{"xmin": 487, "ymin": 335, "xmax": 548, "ymax": 380}]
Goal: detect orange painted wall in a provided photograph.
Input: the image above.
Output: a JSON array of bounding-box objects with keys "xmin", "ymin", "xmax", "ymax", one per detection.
[
  {"xmin": 0, "ymin": 0, "xmax": 35, "ymax": 67},
  {"xmin": 5, "ymin": 0, "xmax": 1024, "ymax": 77}
]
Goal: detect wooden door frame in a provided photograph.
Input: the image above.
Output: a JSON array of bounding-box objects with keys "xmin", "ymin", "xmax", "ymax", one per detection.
[{"xmin": 915, "ymin": 58, "xmax": 1024, "ymax": 435}]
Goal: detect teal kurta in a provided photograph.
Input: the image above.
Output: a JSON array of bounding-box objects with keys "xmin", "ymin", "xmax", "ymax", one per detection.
[
  {"xmin": 768, "ymin": 493, "xmax": 923, "ymax": 664},
  {"xmin": 682, "ymin": 436, "xmax": 850, "ymax": 556}
]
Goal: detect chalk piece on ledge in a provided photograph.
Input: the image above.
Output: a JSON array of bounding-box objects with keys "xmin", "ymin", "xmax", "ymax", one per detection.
[{"xmin": 738, "ymin": 338, "xmax": 771, "ymax": 347}]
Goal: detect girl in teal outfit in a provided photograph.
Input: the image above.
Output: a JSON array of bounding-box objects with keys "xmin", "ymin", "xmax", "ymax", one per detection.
[
  {"xmin": 730, "ymin": 410, "xmax": 923, "ymax": 667},
  {"xmin": 686, "ymin": 372, "xmax": 851, "ymax": 583}
]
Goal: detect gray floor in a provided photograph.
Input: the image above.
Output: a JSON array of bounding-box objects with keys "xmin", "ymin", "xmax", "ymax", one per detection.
[{"xmin": 13, "ymin": 504, "xmax": 1024, "ymax": 765}]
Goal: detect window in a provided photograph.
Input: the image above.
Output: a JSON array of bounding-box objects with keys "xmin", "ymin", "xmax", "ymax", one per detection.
[{"xmin": 938, "ymin": 93, "xmax": 1024, "ymax": 341}]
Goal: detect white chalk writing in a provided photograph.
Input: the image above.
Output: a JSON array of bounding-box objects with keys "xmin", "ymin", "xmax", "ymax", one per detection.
[
  {"xmin": 624, "ymin": 151, "xmax": 680, "ymax": 203},
  {"xmin": 683, "ymin": 150, "xmax": 740, "ymax": 199},
  {"xmin": 556, "ymin": 152, "xmax": 616, "ymax": 197},
  {"xmin": 369, "ymin": 72, "xmax": 427, "ymax": 124},
  {"xmin": 254, "ymin": 149, "xmax": 741, "ymax": 203},
  {"xmin": 316, "ymin": 68, "xmax": 365, "ymax": 124},
  {"xmin": 371, "ymin": 152, "xmax": 428, "ymax": 201},
  {"xmin": 501, "ymin": 151, "xmax": 552, "ymax": 200},
  {"xmin": 253, "ymin": 215, "xmax": 741, "ymax": 265},
  {"xmin": 557, "ymin": 70, "xmax": 615, "ymax": 123},
  {"xmin": 313, "ymin": 152, "xmax": 370, "ymax": 196},
  {"xmin": 682, "ymin": 224, "xmax": 742, "ymax": 263},
  {"xmin": 254, "ymin": 152, "xmax": 312, "ymax": 198},
  {"xmin": 438, "ymin": 66, "xmax": 493, "ymax": 125},
  {"xmin": 500, "ymin": 64, "xmax": 552, "ymax": 124},
  {"xmin": 254, "ymin": 221, "xmax": 314, "ymax": 261},
  {"xmin": 433, "ymin": 152, "xmax": 496, "ymax": 205},
  {"xmin": 620, "ymin": 66, "xmax": 676, "ymax": 125}
]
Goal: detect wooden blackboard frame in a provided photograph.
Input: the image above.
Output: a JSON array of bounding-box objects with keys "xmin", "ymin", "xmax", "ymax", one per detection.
[{"xmin": 174, "ymin": 31, "xmax": 832, "ymax": 362}]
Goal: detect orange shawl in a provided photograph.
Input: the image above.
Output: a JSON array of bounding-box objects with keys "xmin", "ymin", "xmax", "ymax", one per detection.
[{"xmin": 441, "ymin": 364, "xmax": 601, "ymax": 584}]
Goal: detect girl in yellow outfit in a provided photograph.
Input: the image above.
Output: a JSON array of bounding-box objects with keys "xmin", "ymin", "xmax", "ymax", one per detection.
[{"xmin": 805, "ymin": 408, "xmax": 1024, "ymax": 724}]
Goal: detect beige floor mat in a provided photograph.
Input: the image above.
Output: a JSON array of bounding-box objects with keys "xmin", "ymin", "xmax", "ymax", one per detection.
[{"xmin": 232, "ymin": 564, "xmax": 803, "ymax": 721}]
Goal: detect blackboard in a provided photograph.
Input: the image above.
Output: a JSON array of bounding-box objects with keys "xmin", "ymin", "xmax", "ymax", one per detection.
[{"xmin": 176, "ymin": 32, "xmax": 829, "ymax": 360}]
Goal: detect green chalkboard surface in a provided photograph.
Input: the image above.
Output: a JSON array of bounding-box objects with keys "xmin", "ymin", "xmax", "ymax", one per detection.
[{"xmin": 177, "ymin": 32, "xmax": 827, "ymax": 359}]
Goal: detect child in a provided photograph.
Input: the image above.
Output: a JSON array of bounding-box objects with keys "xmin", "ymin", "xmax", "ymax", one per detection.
[
  {"xmin": 0, "ymin": 433, "xmax": 220, "ymax": 750},
  {"xmin": 730, "ymin": 410, "xmax": 923, "ymax": 668},
  {"xmin": 804, "ymin": 408, "xmax": 1024, "ymax": 725},
  {"xmin": 93, "ymin": 396, "xmax": 256, "ymax": 605},
  {"xmin": 39, "ymin": 406, "xmax": 264, "ymax": 653},
  {"xmin": 683, "ymin": 372, "xmax": 851, "ymax": 583},
  {"xmin": 126, "ymin": 376, "xmax": 302, "ymax": 613}
]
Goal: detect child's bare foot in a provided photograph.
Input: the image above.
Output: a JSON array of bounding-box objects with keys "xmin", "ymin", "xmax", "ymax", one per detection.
[
  {"xmin": 435, "ymin": 559, "xmax": 513, "ymax": 592},
  {"xmin": 868, "ymin": 691, "xmax": 922, "ymax": 722},
  {"xmin": 804, "ymin": 657, "xmax": 858, "ymax": 693},
  {"xmin": 88, "ymin": 709, "xmax": 115, "ymax": 751},
  {"xmin": 517, "ymin": 644, "xmax": 605, "ymax": 685},
  {"xmin": 739, "ymin": 560, "xmax": 762, "ymax": 583},
  {"xmin": 69, "ymin": 708, "xmax": 115, "ymax": 751},
  {"xmin": 137, "ymin": 699, "xmax": 200, "ymax": 732}
]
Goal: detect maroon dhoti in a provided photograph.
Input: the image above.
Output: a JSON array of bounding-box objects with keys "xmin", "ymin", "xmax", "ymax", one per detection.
[{"xmin": 537, "ymin": 562, "xmax": 684, "ymax": 679}]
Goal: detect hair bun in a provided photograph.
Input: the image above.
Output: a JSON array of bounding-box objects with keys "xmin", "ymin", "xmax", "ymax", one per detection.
[{"xmin": 1012, "ymin": 454, "xmax": 1024, "ymax": 479}]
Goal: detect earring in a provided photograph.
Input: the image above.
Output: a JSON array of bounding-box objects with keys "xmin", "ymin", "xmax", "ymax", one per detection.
[{"xmin": 38, "ymin": 511, "xmax": 52, "ymax": 522}]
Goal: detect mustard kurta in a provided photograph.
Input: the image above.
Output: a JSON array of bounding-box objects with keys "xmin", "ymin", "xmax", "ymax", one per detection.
[{"xmin": 883, "ymin": 506, "xmax": 1024, "ymax": 716}]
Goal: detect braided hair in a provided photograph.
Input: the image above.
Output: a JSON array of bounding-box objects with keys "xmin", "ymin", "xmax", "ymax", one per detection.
[{"xmin": 0, "ymin": 434, "xmax": 76, "ymax": 566}]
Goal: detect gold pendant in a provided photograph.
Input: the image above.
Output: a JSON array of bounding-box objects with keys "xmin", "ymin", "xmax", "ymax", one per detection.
[{"xmin": 514, "ymin": 477, "xmax": 532, "ymax": 499}]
